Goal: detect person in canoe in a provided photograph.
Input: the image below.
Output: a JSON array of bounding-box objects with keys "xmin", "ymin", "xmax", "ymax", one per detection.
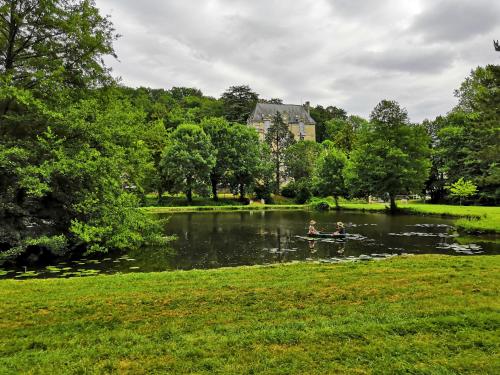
[
  {"xmin": 333, "ymin": 221, "xmax": 346, "ymax": 236},
  {"xmin": 308, "ymin": 220, "xmax": 320, "ymax": 235}
]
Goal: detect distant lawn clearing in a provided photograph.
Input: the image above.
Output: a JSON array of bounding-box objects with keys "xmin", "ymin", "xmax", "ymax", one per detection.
[{"xmin": 1, "ymin": 256, "xmax": 499, "ymax": 374}]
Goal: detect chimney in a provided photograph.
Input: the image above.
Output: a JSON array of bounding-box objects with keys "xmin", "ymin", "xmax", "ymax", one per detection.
[{"xmin": 304, "ymin": 101, "xmax": 310, "ymax": 115}]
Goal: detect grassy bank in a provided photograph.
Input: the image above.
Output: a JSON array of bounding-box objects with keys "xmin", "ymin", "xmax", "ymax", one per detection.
[
  {"xmin": 1, "ymin": 256, "xmax": 499, "ymax": 374},
  {"xmin": 339, "ymin": 203, "xmax": 500, "ymax": 234},
  {"xmin": 142, "ymin": 204, "xmax": 305, "ymax": 214}
]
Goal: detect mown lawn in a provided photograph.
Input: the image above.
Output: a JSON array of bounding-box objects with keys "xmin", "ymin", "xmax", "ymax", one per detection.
[{"xmin": 1, "ymin": 256, "xmax": 499, "ymax": 374}]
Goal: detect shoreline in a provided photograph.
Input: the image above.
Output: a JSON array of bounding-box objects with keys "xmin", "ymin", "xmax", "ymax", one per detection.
[{"xmin": 141, "ymin": 202, "xmax": 500, "ymax": 234}]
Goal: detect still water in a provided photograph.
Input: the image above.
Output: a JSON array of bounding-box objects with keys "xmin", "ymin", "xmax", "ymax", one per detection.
[{"xmin": 1, "ymin": 210, "xmax": 499, "ymax": 279}]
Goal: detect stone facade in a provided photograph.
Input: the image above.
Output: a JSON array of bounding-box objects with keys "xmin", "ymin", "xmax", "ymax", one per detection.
[{"xmin": 247, "ymin": 102, "xmax": 316, "ymax": 142}]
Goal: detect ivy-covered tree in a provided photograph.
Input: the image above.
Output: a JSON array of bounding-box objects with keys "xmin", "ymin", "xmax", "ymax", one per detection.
[
  {"xmin": 265, "ymin": 111, "xmax": 295, "ymax": 193},
  {"xmin": 159, "ymin": 124, "xmax": 216, "ymax": 203},
  {"xmin": 345, "ymin": 100, "xmax": 431, "ymax": 212}
]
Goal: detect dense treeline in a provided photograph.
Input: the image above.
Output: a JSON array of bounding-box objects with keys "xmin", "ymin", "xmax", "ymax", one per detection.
[{"xmin": 1, "ymin": 1, "xmax": 498, "ymax": 261}]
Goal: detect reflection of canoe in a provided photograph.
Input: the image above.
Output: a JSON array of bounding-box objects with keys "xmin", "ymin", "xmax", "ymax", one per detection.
[{"xmin": 307, "ymin": 232, "xmax": 346, "ymax": 239}]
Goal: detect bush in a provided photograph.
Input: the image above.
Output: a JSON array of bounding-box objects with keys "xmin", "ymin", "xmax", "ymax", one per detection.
[
  {"xmin": 295, "ymin": 180, "xmax": 312, "ymax": 204},
  {"xmin": 309, "ymin": 197, "xmax": 332, "ymax": 211},
  {"xmin": 281, "ymin": 183, "xmax": 297, "ymax": 198}
]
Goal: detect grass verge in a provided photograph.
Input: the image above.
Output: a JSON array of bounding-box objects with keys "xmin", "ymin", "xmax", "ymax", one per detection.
[{"xmin": 0, "ymin": 256, "xmax": 499, "ymax": 374}]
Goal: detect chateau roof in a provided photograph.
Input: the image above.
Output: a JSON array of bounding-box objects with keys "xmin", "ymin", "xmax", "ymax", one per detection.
[{"xmin": 248, "ymin": 103, "xmax": 316, "ymax": 124}]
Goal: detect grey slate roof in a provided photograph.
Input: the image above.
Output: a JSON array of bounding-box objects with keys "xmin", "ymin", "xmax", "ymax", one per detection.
[{"xmin": 248, "ymin": 103, "xmax": 316, "ymax": 124}]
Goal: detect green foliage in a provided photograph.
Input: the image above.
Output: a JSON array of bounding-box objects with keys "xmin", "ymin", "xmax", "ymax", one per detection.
[
  {"xmin": 313, "ymin": 146, "xmax": 347, "ymax": 207},
  {"xmin": 446, "ymin": 178, "xmax": 478, "ymax": 205},
  {"xmin": 345, "ymin": 100, "xmax": 431, "ymax": 212},
  {"xmin": 201, "ymin": 117, "xmax": 233, "ymax": 199},
  {"xmin": 309, "ymin": 105, "xmax": 347, "ymax": 142},
  {"xmin": 0, "ymin": 2, "xmax": 167, "ymax": 258},
  {"xmin": 435, "ymin": 65, "xmax": 500, "ymax": 204},
  {"xmin": 284, "ymin": 141, "xmax": 322, "ymax": 181},
  {"xmin": 324, "ymin": 115, "xmax": 367, "ymax": 153},
  {"xmin": 221, "ymin": 85, "xmax": 259, "ymax": 123},
  {"xmin": 0, "ymin": 0, "xmax": 117, "ymax": 98},
  {"xmin": 159, "ymin": 124, "xmax": 216, "ymax": 202},
  {"xmin": 229, "ymin": 130, "xmax": 271, "ymax": 200}
]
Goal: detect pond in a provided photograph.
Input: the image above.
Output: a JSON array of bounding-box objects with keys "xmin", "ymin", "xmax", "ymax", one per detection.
[{"xmin": 1, "ymin": 210, "xmax": 499, "ymax": 279}]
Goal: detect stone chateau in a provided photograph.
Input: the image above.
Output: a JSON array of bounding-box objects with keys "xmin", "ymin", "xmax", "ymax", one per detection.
[{"xmin": 247, "ymin": 102, "xmax": 316, "ymax": 141}]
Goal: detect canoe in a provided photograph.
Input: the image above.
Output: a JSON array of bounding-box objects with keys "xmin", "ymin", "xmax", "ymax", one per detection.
[{"xmin": 307, "ymin": 232, "xmax": 346, "ymax": 239}]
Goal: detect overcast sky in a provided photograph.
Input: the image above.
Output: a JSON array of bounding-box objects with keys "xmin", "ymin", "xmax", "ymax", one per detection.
[{"xmin": 96, "ymin": 0, "xmax": 500, "ymax": 122}]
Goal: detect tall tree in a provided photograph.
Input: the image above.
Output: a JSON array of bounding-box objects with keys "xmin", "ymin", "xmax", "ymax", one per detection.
[
  {"xmin": 226, "ymin": 124, "xmax": 263, "ymax": 200},
  {"xmin": 438, "ymin": 65, "xmax": 500, "ymax": 204},
  {"xmin": 159, "ymin": 124, "xmax": 216, "ymax": 203},
  {"xmin": 313, "ymin": 145, "xmax": 347, "ymax": 208},
  {"xmin": 265, "ymin": 111, "xmax": 295, "ymax": 193},
  {"xmin": 201, "ymin": 117, "xmax": 233, "ymax": 201},
  {"xmin": 345, "ymin": 100, "xmax": 431, "ymax": 212},
  {"xmin": 220, "ymin": 85, "xmax": 258, "ymax": 123}
]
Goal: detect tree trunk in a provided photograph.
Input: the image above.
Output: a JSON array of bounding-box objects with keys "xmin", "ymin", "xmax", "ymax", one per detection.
[
  {"xmin": 157, "ymin": 184, "xmax": 164, "ymax": 205},
  {"xmin": 334, "ymin": 195, "xmax": 339, "ymax": 209},
  {"xmin": 186, "ymin": 188, "xmax": 192, "ymax": 203},
  {"xmin": 211, "ymin": 177, "xmax": 218, "ymax": 201},
  {"xmin": 239, "ymin": 183, "xmax": 245, "ymax": 200},
  {"xmin": 389, "ymin": 193, "xmax": 397, "ymax": 213},
  {"xmin": 275, "ymin": 158, "xmax": 280, "ymax": 194}
]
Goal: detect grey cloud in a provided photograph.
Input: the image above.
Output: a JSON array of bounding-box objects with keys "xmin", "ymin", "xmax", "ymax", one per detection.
[
  {"xmin": 347, "ymin": 47, "xmax": 455, "ymax": 74},
  {"xmin": 411, "ymin": 0, "xmax": 500, "ymax": 42},
  {"xmin": 96, "ymin": 0, "xmax": 500, "ymax": 122}
]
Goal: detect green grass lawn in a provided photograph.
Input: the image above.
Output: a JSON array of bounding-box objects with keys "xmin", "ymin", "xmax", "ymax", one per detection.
[{"xmin": 1, "ymin": 256, "xmax": 499, "ymax": 374}]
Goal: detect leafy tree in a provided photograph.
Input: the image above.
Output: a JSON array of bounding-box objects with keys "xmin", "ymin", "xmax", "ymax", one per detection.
[
  {"xmin": 0, "ymin": 0, "xmax": 116, "ymax": 101},
  {"xmin": 313, "ymin": 146, "xmax": 347, "ymax": 208},
  {"xmin": 226, "ymin": 124, "xmax": 263, "ymax": 200},
  {"xmin": 159, "ymin": 124, "xmax": 216, "ymax": 203},
  {"xmin": 265, "ymin": 111, "xmax": 295, "ymax": 193},
  {"xmin": 345, "ymin": 100, "xmax": 431, "ymax": 212},
  {"xmin": 284, "ymin": 140, "xmax": 322, "ymax": 181},
  {"xmin": 446, "ymin": 178, "xmax": 478, "ymax": 205},
  {"xmin": 201, "ymin": 117, "xmax": 233, "ymax": 200},
  {"xmin": 221, "ymin": 85, "xmax": 258, "ymax": 123},
  {"xmin": 309, "ymin": 105, "xmax": 347, "ymax": 142},
  {"xmin": 0, "ymin": 1, "xmax": 167, "ymax": 259},
  {"xmin": 324, "ymin": 115, "xmax": 367, "ymax": 153},
  {"xmin": 437, "ymin": 65, "xmax": 500, "ymax": 204}
]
